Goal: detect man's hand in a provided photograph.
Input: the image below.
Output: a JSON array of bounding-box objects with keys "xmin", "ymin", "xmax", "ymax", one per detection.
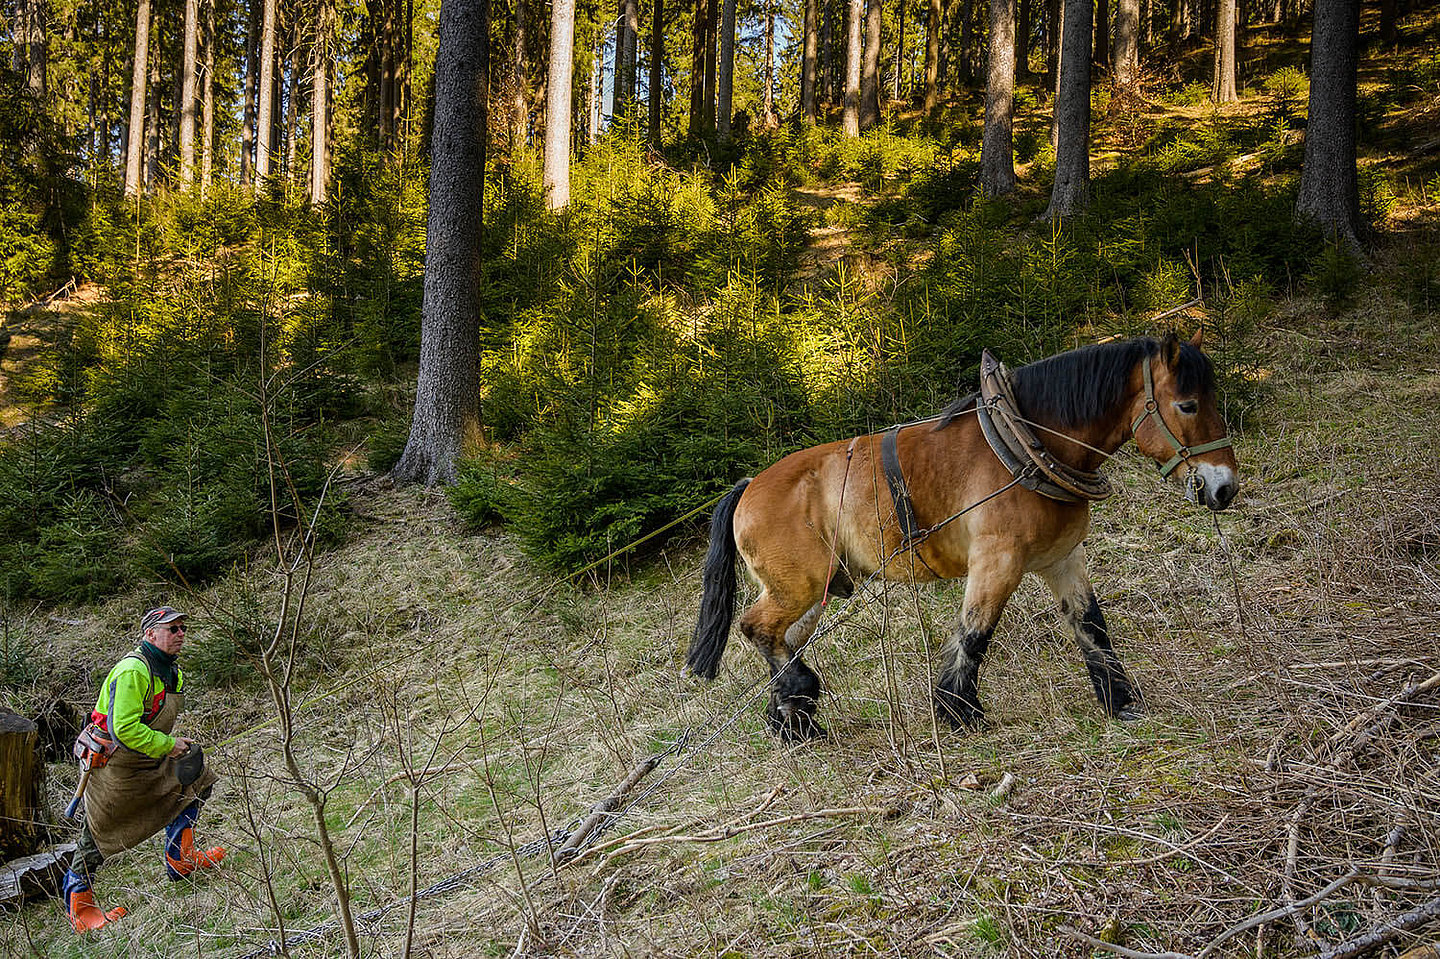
[{"xmin": 169, "ymin": 737, "xmax": 194, "ymax": 758}]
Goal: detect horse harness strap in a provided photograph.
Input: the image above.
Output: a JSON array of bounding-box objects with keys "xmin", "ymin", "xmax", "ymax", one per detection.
[
  {"xmin": 880, "ymin": 427, "xmax": 922, "ymax": 547},
  {"xmin": 976, "ymin": 350, "xmax": 1113, "ymax": 503},
  {"xmin": 1130, "ymin": 354, "xmax": 1233, "ymax": 478}
]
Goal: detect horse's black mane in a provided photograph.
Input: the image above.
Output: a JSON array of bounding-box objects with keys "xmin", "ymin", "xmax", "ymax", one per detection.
[{"xmin": 933, "ymin": 337, "xmax": 1215, "ymax": 430}]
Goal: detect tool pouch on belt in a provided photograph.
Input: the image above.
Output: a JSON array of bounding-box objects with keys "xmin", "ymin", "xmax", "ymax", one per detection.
[
  {"xmin": 73, "ymin": 723, "xmax": 118, "ymax": 768},
  {"xmin": 175, "ymin": 744, "xmax": 206, "ymax": 787}
]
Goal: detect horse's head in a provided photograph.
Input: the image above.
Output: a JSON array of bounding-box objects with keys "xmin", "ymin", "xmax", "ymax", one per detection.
[{"xmin": 1129, "ymin": 331, "xmax": 1239, "ymax": 511}]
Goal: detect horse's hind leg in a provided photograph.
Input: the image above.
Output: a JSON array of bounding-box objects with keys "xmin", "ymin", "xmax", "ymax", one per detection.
[
  {"xmin": 1038, "ymin": 545, "xmax": 1141, "ymax": 720},
  {"xmin": 739, "ymin": 593, "xmax": 827, "ymax": 742},
  {"xmin": 935, "ymin": 551, "xmax": 1024, "ymax": 728}
]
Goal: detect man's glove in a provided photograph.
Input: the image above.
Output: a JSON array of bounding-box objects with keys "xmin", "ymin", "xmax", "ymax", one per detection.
[{"xmin": 174, "ymin": 744, "xmax": 206, "ymax": 787}]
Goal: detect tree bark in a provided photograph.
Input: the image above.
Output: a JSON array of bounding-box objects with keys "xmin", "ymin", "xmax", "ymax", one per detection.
[
  {"xmin": 893, "ymin": 0, "xmax": 905, "ymax": 100},
  {"xmin": 923, "ymin": 0, "xmax": 942, "ymax": 112},
  {"xmin": 623, "ymin": 0, "xmax": 639, "ymax": 115},
  {"xmin": 201, "ymin": 0, "xmax": 215, "ymax": 195},
  {"xmin": 1211, "ymin": 0, "xmax": 1237, "ymax": 101},
  {"xmin": 511, "ymin": 0, "xmax": 529, "ymax": 148},
  {"xmin": 649, "ymin": 0, "xmax": 663, "ymax": 144},
  {"xmin": 860, "ymin": 0, "xmax": 882, "ymax": 127},
  {"xmin": 179, "ymin": 0, "xmax": 199, "ymax": 186},
  {"xmin": 1044, "ymin": 0, "xmax": 1091, "ymax": 220},
  {"xmin": 1093, "ymin": 0, "xmax": 1109, "ymax": 73},
  {"xmin": 689, "ymin": 0, "xmax": 705, "ymax": 134},
  {"xmin": 543, "ymin": 0, "xmax": 576, "ymax": 207},
  {"xmin": 763, "ymin": 0, "xmax": 776, "ymax": 124},
  {"xmin": 240, "ymin": 0, "xmax": 259, "ymax": 186},
  {"xmin": 123, "ymin": 0, "xmax": 151, "ymax": 196},
  {"xmin": 1295, "ymin": 0, "xmax": 1361, "ymax": 247},
  {"xmin": 394, "ymin": 0, "xmax": 489, "ymax": 487},
  {"xmin": 1016, "ymin": 0, "xmax": 1030, "ymax": 77},
  {"xmin": 703, "ymin": 0, "xmax": 718, "ymax": 130},
  {"xmin": 801, "ymin": 0, "xmax": 819, "ymax": 118},
  {"xmin": 256, "ymin": 0, "xmax": 278, "ymax": 182},
  {"xmin": 979, "ymin": 0, "xmax": 1016, "ymax": 196},
  {"xmin": 0, "ymin": 710, "xmax": 42, "ymax": 861},
  {"xmin": 590, "ymin": 34, "xmax": 603, "ymax": 144},
  {"xmin": 844, "ymin": 0, "xmax": 863, "ymax": 133},
  {"xmin": 311, "ymin": 0, "xmax": 333, "ymax": 204},
  {"xmin": 17, "ymin": 0, "xmax": 47, "ymax": 98},
  {"xmin": 717, "ymin": 0, "xmax": 736, "ymax": 139},
  {"xmin": 144, "ymin": 48, "xmax": 160, "ymax": 187},
  {"xmin": 1112, "ymin": 0, "xmax": 1139, "ymax": 85}
]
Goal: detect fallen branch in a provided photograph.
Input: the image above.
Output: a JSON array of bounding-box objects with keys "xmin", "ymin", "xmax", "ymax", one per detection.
[
  {"xmin": 554, "ymin": 752, "xmax": 664, "ymax": 862},
  {"xmin": 1317, "ymin": 896, "xmax": 1440, "ymax": 959}
]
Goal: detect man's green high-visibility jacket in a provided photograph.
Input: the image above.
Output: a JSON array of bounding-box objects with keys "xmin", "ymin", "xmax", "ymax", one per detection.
[{"xmin": 91, "ymin": 648, "xmax": 184, "ymax": 759}]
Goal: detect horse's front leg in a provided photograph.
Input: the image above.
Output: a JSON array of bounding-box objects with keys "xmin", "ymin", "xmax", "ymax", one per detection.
[
  {"xmin": 935, "ymin": 551, "xmax": 1024, "ymax": 729},
  {"xmin": 1038, "ymin": 545, "xmax": 1142, "ymax": 720}
]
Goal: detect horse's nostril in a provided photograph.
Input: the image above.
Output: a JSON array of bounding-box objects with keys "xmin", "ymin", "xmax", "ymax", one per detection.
[{"xmin": 1213, "ymin": 482, "xmax": 1235, "ymax": 506}]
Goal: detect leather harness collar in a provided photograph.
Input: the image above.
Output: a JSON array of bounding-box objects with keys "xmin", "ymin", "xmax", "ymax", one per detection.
[{"xmin": 976, "ymin": 350, "xmax": 1113, "ymax": 503}]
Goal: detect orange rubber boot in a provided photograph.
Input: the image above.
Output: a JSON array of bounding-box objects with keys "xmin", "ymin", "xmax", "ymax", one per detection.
[
  {"xmin": 165, "ymin": 826, "xmax": 226, "ymax": 880},
  {"xmin": 66, "ymin": 889, "xmax": 127, "ymax": 933}
]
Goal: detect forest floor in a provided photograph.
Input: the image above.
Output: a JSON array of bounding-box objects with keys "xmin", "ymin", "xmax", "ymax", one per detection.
[{"xmin": 9, "ymin": 213, "xmax": 1440, "ymax": 959}]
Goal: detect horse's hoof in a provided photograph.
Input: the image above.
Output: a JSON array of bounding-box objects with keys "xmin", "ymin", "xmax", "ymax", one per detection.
[
  {"xmin": 935, "ymin": 692, "xmax": 986, "ymax": 730},
  {"xmin": 1114, "ymin": 702, "xmax": 1146, "ymax": 722},
  {"xmin": 780, "ymin": 716, "xmax": 827, "ymax": 743}
]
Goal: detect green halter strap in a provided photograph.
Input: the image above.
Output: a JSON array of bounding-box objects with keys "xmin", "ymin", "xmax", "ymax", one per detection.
[{"xmin": 1130, "ymin": 355, "xmax": 1233, "ymax": 479}]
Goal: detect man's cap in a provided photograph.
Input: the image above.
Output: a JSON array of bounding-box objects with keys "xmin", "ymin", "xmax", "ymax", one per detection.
[{"xmin": 141, "ymin": 606, "xmax": 187, "ymax": 631}]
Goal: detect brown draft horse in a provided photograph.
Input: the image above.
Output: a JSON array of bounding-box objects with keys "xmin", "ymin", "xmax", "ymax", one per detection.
[{"xmin": 687, "ymin": 333, "xmax": 1239, "ymax": 741}]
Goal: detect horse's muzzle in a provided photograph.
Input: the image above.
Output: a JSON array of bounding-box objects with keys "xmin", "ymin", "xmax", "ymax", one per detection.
[{"xmin": 1189, "ymin": 462, "xmax": 1239, "ymax": 511}]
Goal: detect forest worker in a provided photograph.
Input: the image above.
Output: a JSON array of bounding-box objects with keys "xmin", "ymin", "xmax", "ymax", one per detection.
[{"xmin": 61, "ymin": 606, "xmax": 225, "ymax": 934}]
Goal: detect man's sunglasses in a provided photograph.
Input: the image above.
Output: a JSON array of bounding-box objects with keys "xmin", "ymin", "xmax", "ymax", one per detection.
[{"xmin": 163, "ymin": 623, "xmax": 186, "ymax": 634}]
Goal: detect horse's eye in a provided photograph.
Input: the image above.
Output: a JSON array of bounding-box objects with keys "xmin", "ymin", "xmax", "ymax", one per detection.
[{"xmin": 1175, "ymin": 400, "xmax": 1199, "ymax": 415}]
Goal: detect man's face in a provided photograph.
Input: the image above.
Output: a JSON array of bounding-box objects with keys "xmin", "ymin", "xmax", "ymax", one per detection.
[{"xmin": 148, "ymin": 619, "xmax": 187, "ymax": 655}]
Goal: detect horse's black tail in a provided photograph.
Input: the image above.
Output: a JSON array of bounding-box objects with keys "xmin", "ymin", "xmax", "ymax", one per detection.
[{"xmin": 687, "ymin": 479, "xmax": 751, "ymax": 679}]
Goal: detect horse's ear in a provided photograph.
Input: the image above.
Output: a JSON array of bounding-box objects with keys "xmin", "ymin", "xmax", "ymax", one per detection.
[
  {"xmin": 1190, "ymin": 327, "xmax": 1204, "ymax": 349},
  {"xmin": 1160, "ymin": 332, "xmax": 1181, "ymax": 364}
]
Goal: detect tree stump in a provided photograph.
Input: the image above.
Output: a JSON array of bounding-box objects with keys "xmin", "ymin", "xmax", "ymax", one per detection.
[{"xmin": 0, "ymin": 707, "xmax": 44, "ymax": 860}]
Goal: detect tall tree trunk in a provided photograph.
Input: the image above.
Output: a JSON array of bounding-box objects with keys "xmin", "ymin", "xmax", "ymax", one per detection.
[
  {"xmin": 763, "ymin": 0, "xmax": 776, "ymax": 124},
  {"xmin": 979, "ymin": 0, "xmax": 1016, "ymax": 196},
  {"xmin": 802, "ymin": 0, "xmax": 820, "ymax": 118},
  {"xmin": 923, "ymin": 0, "xmax": 942, "ymax": 112},
  {"xmin": 395, "ymin": 0, "xmax": 490, "ymax": 487},
  {"xmin": 1048, "ymin": 0, "xmax": 1063, "ymax": 145},
  {"xmin": 511, "ymin": 0, "xmax": 529, "ymax": 148},
  {"xmin": 689, "ymin": 0, "xmax": 705, "ymax": 133},
  {"xmin": 1211, "ymin": 0, "xmax": 1237, "ymax": 101},
  {"xmin": 1379, "ymin": 0, "xmax": 1397, "ymax": 44},
  {"xmin": 201, "ymin": 0, "xmax": 215, "ymax": 195},
  {"xmin": 893, "ymin": 0, "xmax": 905, "ymax": 99},
  {"xmin": 860, "ymin": 0, "xmax": 882, "ymax": 127},
  {"xmin": 285, "ymin": 42, "xmax": 300, "ymax": 182},
  {"xmin": 959, "ymin": 0, "xmax": 974, "ymax": 84},
  {"xmin": 621, "ymin": 0, "xmax": 639, "ymax": 115},
  {"xmin": 1112, "ymin": 0, "xmax": 1139, "ymax": 84},
  {"xmin": 702, "ymin": 0, "xmax": 718, "ymax": 130},
  {"xmin": 1295, "ymin": 0, "xmax": 1360, "ymax": 246},
  {"xmin": 543, "ymin": 0, "xmax": 576, "ymax": 206},
  {"xmin": 843, "ymin": 0, "xmax": 863, "ymax": 133},
  {"xmin": 179, "ymin": 0, "xmax": 199, "ymax": 186},
  {"xmin": 123, "ymin": 0, "xmax": 151, "ymax": 196},
  {"xmin": 1044, "ymin": 0, "xmax": 1091, "ymax": 219},
  {"xmin": 18, "ymin": 0, "xmax": 48, "ymax": 97},
  {"xmin": 311, "ymin": 0, "xmax": 333, "ymax": 204},
  {"xmin": 717, "ymin": 0, "xmax": 736, "ymax": 139},
  {"xmin": 649, "ymin": 0, "xmax": 664, "ymax": 144},
  {"xmin": 241, "ymin": 0, "xmax": 259, "ymax": 185},
  {"xmin": 257, "ymin": 0, "xmax": 278, "ymax": 182},
  {"xmin": 1093, "ymin": 0, "xmax": 1108, "ymax": 73},
  {"xmin": 144, "ymin": 47, "xmax": 160, "ymax": 188},
  {"xmin": 1016, "ymin": 0, "xmax": 1030, "ymax": 78},
  {"xmin": 590, "ymin": 34, "xmax": 603, "ymax": 144},
  {"xmin": 821, "ymin": 0, "xmax": 834, "ymax": 107}
]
